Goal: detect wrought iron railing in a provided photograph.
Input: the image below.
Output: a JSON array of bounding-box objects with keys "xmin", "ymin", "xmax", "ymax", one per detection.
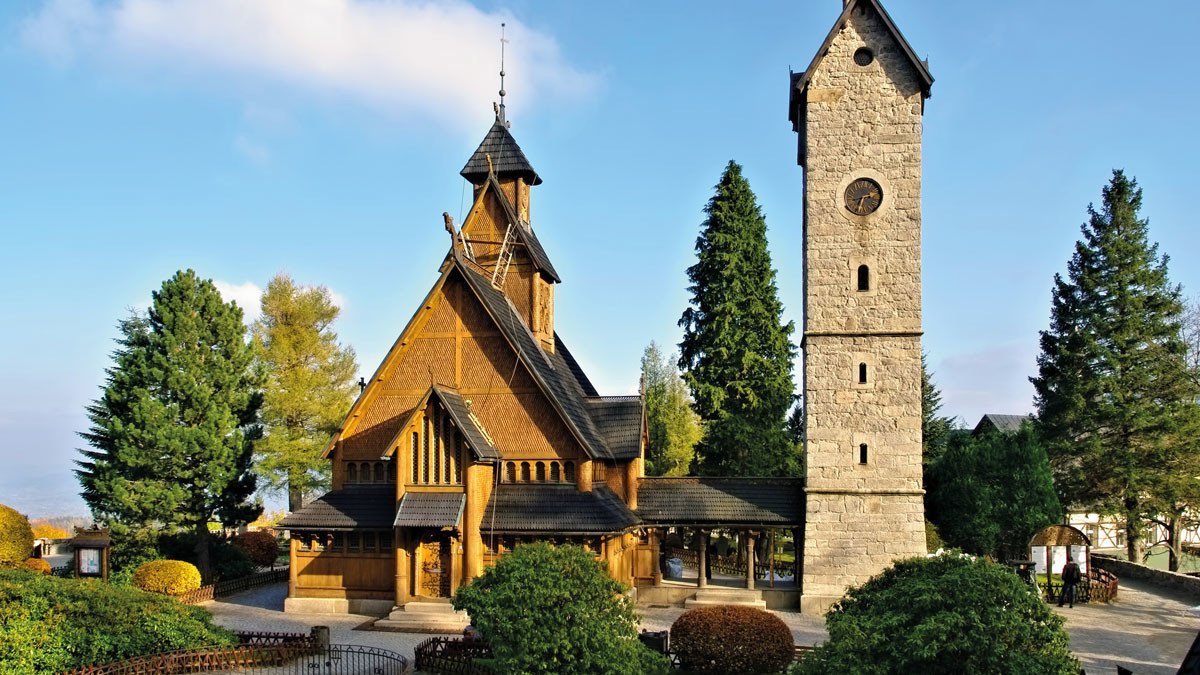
[
  {"xmin": 414, "ymin": 636, "xmax": 494, "ymax": 674},
  {"xmin": 65, "ymin": 643, "xmax": 409, "ymax": 674}
]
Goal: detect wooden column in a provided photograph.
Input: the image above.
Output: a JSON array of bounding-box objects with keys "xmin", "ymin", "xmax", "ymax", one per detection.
[
  {"xmin": 696, "ymin": 529, "xmax": 708, "ymax": 589},
  {"xmin": 394, "ymin": 528, "xmax": 407, "ymax": 605},
  {"xmin": 289, "ymin": 538, "xmax": 299, "ymax": 597},
  {"xmin": 745, "ymin": 531, "xmax": 756, "ymax": 591},
  {"xmin": 652, "ymin": 529, "xmax": 663, "ymax": 587}
]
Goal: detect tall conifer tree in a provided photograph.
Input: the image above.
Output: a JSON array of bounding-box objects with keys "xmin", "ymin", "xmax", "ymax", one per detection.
[
  {"xmin": 1032, "ymin": 171, "xmax": 1197, "ymax": 562},
  {"xmin": 78, "ymin": 270, "xmax": 261, "ymax": 577},
  {"xmin": 679, "ymin": 161, "xmax": 797, "ymax": 476},
  {"xmin": 252, "ymin": 274, "xmax": 358, "ymax": 511}
]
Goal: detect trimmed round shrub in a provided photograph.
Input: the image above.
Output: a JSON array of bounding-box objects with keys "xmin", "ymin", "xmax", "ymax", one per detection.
[
  {"xmin": 794, "ymin": 553, "xmax": 1080, "ymax": 674},
  {"xmin": 671, "ymin": 605, "xmax": 793, "ymax": 674},
  {"xmin": 0, "ymin": 569, "xmax": 236, "ymax": 672},
  {"xmin": 22, "ymin": 558, "xmax": 51, "ymax": 575},
  {"xmin": 453, "ymin": 543, "xmax": 670, "ymax": 675},
  {"xmin": 0, "ymin": 505, "xmax": 34, "ymax": 569},
  {"xmin": 132, "ymin": 560, "xmax": 202, "ymax": 596},
  {"xmin": 232, "ymin": 531, "xmax": 279, "ymax": 567}
]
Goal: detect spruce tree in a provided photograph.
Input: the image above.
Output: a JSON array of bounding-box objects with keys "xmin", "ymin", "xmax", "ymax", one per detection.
[
  {"xmin": 921, "ymin": 354, "xmax": 955, "ymax": 524},
  {"xmin": 78, "ymin": 270, "xmax": 261, "ymax": 578},
  {"xmin": 641, "ymin": 341, "xmax": 702, "ymax": 477},
  {"xmin": 1032, "ymin": 171, "xmax": 1197, "ymax": 562},
  {"xmin": 678, "ymin": 161, "xmax": 797, "ymax": 476},
  {"xmin": 252, "ymin": 273, "xmax": 358, "ymax": 511}
]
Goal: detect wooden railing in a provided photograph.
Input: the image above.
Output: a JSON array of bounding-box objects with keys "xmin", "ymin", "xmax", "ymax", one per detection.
[
  {"xmin": 667, "ymin": 547, "xmax": 798, "ymax": 580},
  {"xmin": 1042, "ymin": 567, "xmax": 1119, "ymax": 604},
  {"xmin": 178, "ymin": 568, "xmax": 289, "ymax": 604}
]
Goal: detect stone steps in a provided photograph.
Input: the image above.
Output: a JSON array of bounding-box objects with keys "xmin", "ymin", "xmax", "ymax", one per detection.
[
  {"xmin": 373, "ymin": 600, "xmax": 470, "ymax": 634},
  {"xmin": 684, "ymin": 587, "xmax": 767, "ymax": 609}
]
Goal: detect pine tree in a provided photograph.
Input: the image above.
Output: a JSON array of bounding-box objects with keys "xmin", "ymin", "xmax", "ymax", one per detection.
[
  {"xmin": 1032, "ymin": 171, "xmax": 1197, "ymax": 562},
  {"xmin": 252, "ymin": 273, "xmax": 358, "ymax": 511},
  {"xmin": 678, "ymin": 161, "xmax": 797, "ymax": 476},
  {"xmin": 921, "ymin": 354, "xmax": 955, "ymax": 524},
  {"xmin": 641, "ymin": 342, "xmax": 702, "ymax": 477},
  {"xmin": 77, "ymin": 270, "xmax": 261, "ymax": 578}
]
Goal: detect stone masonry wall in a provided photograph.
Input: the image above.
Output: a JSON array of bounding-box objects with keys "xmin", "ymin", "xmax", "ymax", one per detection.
[{"xmin": 800, "ymin": 3, "xmax": 927, "ymax": 614}]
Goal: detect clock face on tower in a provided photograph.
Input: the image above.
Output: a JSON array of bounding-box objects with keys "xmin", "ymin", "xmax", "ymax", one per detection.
[{"xmin": 844, "ymin": 178, "xmax": 883, "ymax": 216}]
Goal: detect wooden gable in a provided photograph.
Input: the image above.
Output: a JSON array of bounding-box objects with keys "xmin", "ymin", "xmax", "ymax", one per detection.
[{"xmin": 332, "ymin": 266, "xmax": 585, "ymax": 468}]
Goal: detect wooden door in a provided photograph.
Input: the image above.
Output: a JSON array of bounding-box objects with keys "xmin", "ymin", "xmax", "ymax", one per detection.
[{"xmin": 419, "ymin": 535, "xmax": 452, "ymax": 598}]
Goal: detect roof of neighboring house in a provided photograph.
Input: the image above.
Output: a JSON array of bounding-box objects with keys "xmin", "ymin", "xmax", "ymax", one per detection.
[
  {"xmin": 461, "ymin": 120, "xmax": 542, "ymax": 186},
  {"xmin": 482, "ymin": 484, "xmax": 640, "ymax": 535},
  {"xmin": 973, "ymin": 414, "xmax": 1032, "ymax": 435},
  {"xmin": 432, "ymin": 385, "xmax": 501, "ymax": 461},
  {"xmin": 456, "ymin": 256, "xmax": 630, "ymax": 461},
  {"xmin": 278, "ymin": 485, "xmax": 395, "ymax": 531},
  {"xmin": 636, "ymin": 478, "xmax": 804, "ymax": 527},
  {"xmin": 393, "ymin": 492, "xmax": 466, "ymax": 529},
  {"xmin": 587, "ymin": 397, "xmax": 643, "ymax": 459}
]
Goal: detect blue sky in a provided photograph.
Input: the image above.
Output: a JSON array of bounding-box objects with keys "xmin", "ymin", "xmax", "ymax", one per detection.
[{"xmin": 2, "ymin": 1, "xmax": 1198, "ymax": 518}]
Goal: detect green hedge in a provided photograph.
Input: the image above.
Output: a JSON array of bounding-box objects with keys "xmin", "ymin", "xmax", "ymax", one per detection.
[{"xmin": 0, "ymin": 570, "xmax": 236, "ymax": 673}]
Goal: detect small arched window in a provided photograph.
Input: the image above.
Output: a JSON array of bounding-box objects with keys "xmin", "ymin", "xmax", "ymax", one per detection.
[
  {"xmin": 520, "ymin": 462, "xmax": 531, "ymax": 482},
  {"xmin": 564, "ymin": 462, "xmax": 575, "ymax": 483},
  {"xmin": 859, "ymin": 443, "xmax": 869, "ymax": 465},
  {"xmin": 858, "ymin": 362, "xmax": 868, "ymax": 384},
  {"xmin": 550, "ymin": 462, "xmax": 561, "ymax": 482},
  {"xmin": 506, "ymin": 462, "xmax": 517, "ymax": 483},
  {"xmin": 536, "ymin": 462, "xmax": 546, "ymax": 482},
  {"xmin": 857, "ymin": 264, "xmax": 871, "ymax": 292},
  {"xmin": 387, "ymin": 461, "xmax": 396, "ymax": 483},
  {"xmin": 360, "ymin": 462, "xmax": 371, "ymax": 483},
  {"xmin": 347, "ymin": 463, "xmax": 358, "ymax": 484},
  {"xmin": 373, "ymin": 462, "xmax": 384, "ymax": 482}
]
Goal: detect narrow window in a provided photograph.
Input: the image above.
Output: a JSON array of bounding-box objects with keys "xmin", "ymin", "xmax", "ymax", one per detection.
[
  {"xmin": 536, "ymin": 462, "xmax": 546, "ymax": 482},
  {"xmin": 857, "ymin": 264, "xmax": 870, "ymax": 292},
  {"xmin": 443, "ymin": 415, "xmax": 453, "ymax": 484},
  {"xmin": 379, "ymin": 532, "xmax": 394, "ymax": 549},
  {"xmin": 347, "ymin": 463, "xmax": 358, "ymax": 484},
  {"xmin": 564, "ymin": 462, "xmax": 575, "ymax": 483},
  {"xmin": 550, "ymin": 462, "xmax": 561, "ymax": 482},
  {"xmin": 506, "ymin": 462, "xmax": 517, "ymax": 483},
  {"xmin": 363, "ymin": 532, "xmax": 377, "ymax": 552},
  {"xmin": 423, "ymin": 416, "xmax": 431, "ymax": 484},
  {"xmin": 331, "ymin": 532, "xmax": 344, "ymax": 552},
  {"xmin": 432, "ymin": 408, "xmax": 442, "ymax": 484},
  {"xmin": 859, "ymin": 443, "xmax": 869, "ymax": 465},
  {"xmin": 858, "ymin": 362, "xmax": 868, "ymax": 384},
  {"xmin": 373, "ymin": 462, "xmax": 384, "ymax": 483},
  {"xmin": 347, "ymin": 532, "xmax": 361, "ymax": 552},
  {"xmin": 520, "ymin": 462, "xmax": 531, "ymax": 482},
  {"xmin": 360, "ymin": 462, "xmax": 371, "ymax": 483},
  {"xmin": 387, "ymin": 461, "xmax": 396, "ymax": 483},
  {"xmin": 411, "ymin": 432, "xmax": 419, "ymax": 483}
]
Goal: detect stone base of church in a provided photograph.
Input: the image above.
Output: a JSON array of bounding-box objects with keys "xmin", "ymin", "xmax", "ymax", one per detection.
[
  {"xmin": 799, "ymin": 593, "xmax": 842, "ymax": 616},
  {"xmin": 283, "ymin": 597, "xmax": 394, "ymax": 616}
]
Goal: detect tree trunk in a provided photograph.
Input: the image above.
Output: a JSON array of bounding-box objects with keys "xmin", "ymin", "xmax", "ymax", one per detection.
[
  {"xmin": 194, "ymin": 525, "xmax": 213, "ymax": 583},
  {"xmin": 288, "ymin": 477, "xmax": 304, "ymax": 514},
  {"xmin": 1168, "ymin": 515, "xmax": 1183, "ymax": 573},
  {"xmin": 1124, "ymin": 509, "xmax": 1143, "ymax": 563}
]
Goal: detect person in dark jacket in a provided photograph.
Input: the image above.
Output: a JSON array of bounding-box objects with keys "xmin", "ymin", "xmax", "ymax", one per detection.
[{"xmin": 1059, "ymin": 558, "xmax": 1082, "ymax": 608}]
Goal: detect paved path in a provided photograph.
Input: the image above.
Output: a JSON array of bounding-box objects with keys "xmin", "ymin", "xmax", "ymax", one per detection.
[{"xmin": 206, "ymin": 580, "xmax": 1199, "ymax": 673}]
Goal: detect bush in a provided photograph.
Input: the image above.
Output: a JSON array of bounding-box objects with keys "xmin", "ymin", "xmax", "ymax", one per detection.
[
  {"xmin": 0, "ymin": 505, "xmax": 34, "ymax": 569},
  {"xmin": 671, "ymin": 605, "xmax": 793, "ymax": 674},
  {"xmin": 213, "ymin": 541, "xmax": 255, "ymax": 580},
  {"xmin": 132, "ymin": 560, "xmax": 202, "ymax": 596},
  {"xmin": 0, "ymin": 569, "xmax": 236, "ymax": 673},
  {"xmin": 21, "ymin": 558, "xmax": 51, "ymax": 575},
  {"xmin": 232, "ymin": 531, "xmax": 279, "ymax": 568},
  {"xmin": 925, "ymin": 520, "xmax": 944, "ymax": 552},
  {"xmin": 793, "ymin": 553, "xmax": 1080, "ymax": 674},
  {"xmin": 452, "ymin": 543, "xmax": 669, "ymax": 675}
]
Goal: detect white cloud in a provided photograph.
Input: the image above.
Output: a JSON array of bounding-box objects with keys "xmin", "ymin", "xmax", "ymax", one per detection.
[
  {"xmin": 213, "ymin": 280, "xmax": 264, "ymax": 323},
  {"xmin": 21, "ymin": 0, "xmax": 598, "ymax": 130}
]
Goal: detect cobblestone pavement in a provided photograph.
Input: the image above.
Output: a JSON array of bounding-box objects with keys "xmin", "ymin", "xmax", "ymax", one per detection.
[
  {"xmin": 1052, "ymin": 576, "xmax": 1199, "ymax": 674},
  {"xmin": 206, "ymin": 580, "xmax": 1199, "ymax": 673}
]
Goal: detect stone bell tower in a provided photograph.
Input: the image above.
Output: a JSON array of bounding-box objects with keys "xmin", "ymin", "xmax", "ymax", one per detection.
[{"xmin": 789, "ymin": 0, "xmax": 933, "ymax": 615}]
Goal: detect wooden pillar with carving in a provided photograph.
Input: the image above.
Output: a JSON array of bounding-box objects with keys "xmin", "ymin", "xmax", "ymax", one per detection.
[
  {"xmin": 745, "ymin": 531, "xmax": 757, "ymax": 591},
  {"xmin": 695, "ymin": 529, "xmax": 708, "ymax": 589}
]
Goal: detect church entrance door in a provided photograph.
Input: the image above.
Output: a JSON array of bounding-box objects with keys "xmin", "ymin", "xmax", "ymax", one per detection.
[{"xmin": 419, "ymin": 533, "xmax": 452, "ymax": 598}]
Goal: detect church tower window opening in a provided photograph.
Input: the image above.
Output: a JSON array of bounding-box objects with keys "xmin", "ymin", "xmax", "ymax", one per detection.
[
  {"xmin": 858, "ymin": 362, "xmax": 868, "ymax": 384},
  {"xmin": 857, "ymin": 264, "xmax": 871, "ymax": 292},
  {"xmin": 859, "ymin": 444, "xmax": 869, "ymax": 465}
]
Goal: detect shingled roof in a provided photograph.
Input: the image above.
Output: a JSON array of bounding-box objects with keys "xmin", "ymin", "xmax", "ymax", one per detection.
[
  {"xmin": 636, "ymin": 478, "xmax": 804, "ymax": 527},
  {"xmin": 461, "ymin": 121, "xmax": 542, "ymax": 186},
  {"xmin": 483, "ymin": 484, "xmax": 640, "ymax": 535},
  {"xmin": 431, "ymin": 385, "xmax": 501, "ymax": 460},
  {"xmin": 586, "ymin": 397, "xmax": 642, "ymax": 459},
  {"xmin": 455, "ymin": 256, "xmax": 623, "ymax": 460},
  {"xmin": 279, "ymin": 485, "xmax": 395, "ymax": 531},
  {"xmin": 973, "ymin": 413, "xmax": 1032, "ymax": 436},
  {"xmin": 394, "ymin": 492, "xmax": 465, "ymax": 528}
]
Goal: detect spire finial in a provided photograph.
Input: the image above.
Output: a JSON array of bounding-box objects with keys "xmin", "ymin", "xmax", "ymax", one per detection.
[{"xmin": 497, "ymin": 22, "xmax": 509, "ymax": 128}]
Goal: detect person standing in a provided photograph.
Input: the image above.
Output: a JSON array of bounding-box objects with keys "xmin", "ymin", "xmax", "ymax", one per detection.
[{"xmin": 1059, "ymin": 558, "xmax": 1082, "ymax": 608}]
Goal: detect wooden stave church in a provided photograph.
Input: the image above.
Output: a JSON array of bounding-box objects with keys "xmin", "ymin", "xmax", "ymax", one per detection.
[{"xmin": 279, "ymin": 106, "xmax": 804, "ymax": 616}]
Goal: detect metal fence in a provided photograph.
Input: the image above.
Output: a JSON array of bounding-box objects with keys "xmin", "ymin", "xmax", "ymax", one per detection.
[
  {"xmin": 414, "ymin": 637, "xmax": 494, "ymax": 674},
  {"xmin": 66, "ymin": 644, "xmax": 410, "ymax": 675}
]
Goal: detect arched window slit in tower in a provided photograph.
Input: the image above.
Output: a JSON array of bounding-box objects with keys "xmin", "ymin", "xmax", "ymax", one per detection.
[
  {"xmin": 859, "ymin": 443, "xmax": 869, "ymax": 465},
  {"xmin": 859, "ymin": 362, "xmax": 868, "ymax": 384},
  {"xmin": 857, "ymin": 264, "xmax": 871, "ymax": 292}
]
